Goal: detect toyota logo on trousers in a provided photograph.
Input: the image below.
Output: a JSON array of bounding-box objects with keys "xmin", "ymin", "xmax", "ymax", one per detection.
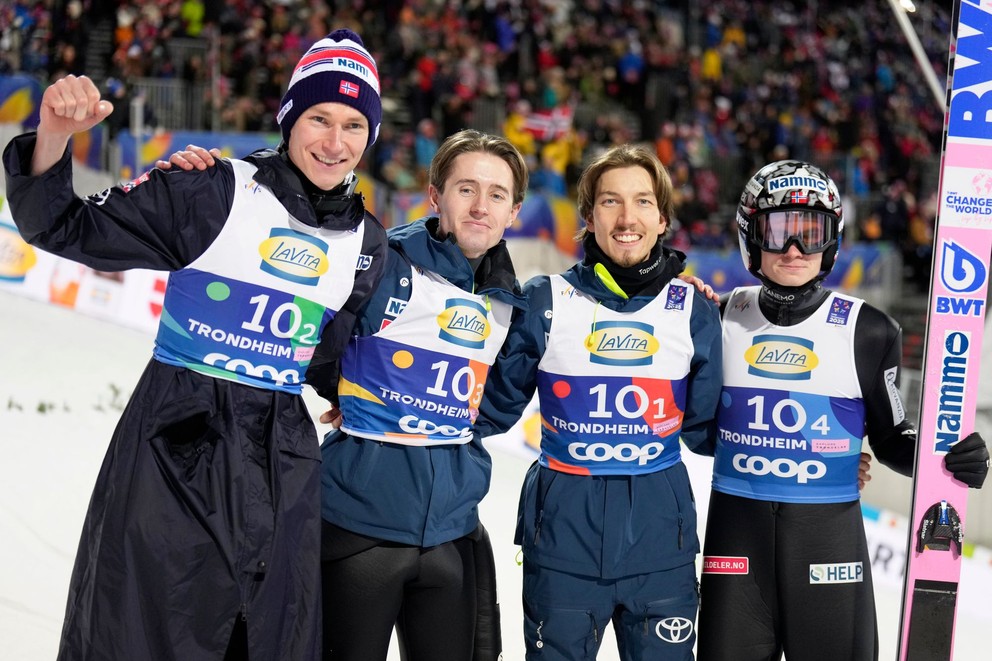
[
  {"xmin": 655, "ymin": 617, "xmax": 694, "ymax": 644},
  {"xmin": 567, "ymin": 441, "xmax": 664, "ymax": 465},
  {"xmin": 732, "ymin": 453, "xmax": 826, "ymax": 483}
]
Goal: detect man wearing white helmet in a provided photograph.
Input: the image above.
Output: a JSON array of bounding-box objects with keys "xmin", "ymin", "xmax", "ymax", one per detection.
[{"xmin": 696, "ymin": 160, "xmax": 989, "ymax": 661}]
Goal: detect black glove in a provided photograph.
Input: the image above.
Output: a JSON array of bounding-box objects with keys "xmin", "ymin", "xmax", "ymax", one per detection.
[{"xmin": 944, "ymin": 432, "xmax": 990, "ymax": 488}]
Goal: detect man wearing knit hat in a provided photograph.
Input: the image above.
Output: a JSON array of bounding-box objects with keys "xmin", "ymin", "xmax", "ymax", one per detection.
[
  {"xmin": 278, "ymin": 28, "xmax": 382, "ymax": 150},
  {"xmin": 2, "ymin": 29, "xmax": 386, "ymax": 661},
  {"xmin": 164, "ymin": 125, "xmax": 527, "ymax": 660}
]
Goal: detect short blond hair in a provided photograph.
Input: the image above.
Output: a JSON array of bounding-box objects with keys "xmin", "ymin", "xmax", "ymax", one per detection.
[
  {"xmin": 428, "ymin": 129, "xmax": 529, "ymax": 206},
  {"xmin": 574, "ymin": 144, "xmax": 675, "ymax": 240}
]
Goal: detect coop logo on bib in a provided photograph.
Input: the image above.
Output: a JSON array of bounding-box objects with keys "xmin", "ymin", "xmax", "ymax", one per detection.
[
  {"xmin": 436, "ymin": 298, "xmax": 490, "ymax": 349},
  {"xmin": 585, "ymin": 320, "xmax": 659, "ymax": 367},
  {"xmin": 744, "ymin": 334, "xmax": 818, "ymax": 380},
  {"xmin": 258, "ymin": 228, "xmax": 329, "ymax": 286}
]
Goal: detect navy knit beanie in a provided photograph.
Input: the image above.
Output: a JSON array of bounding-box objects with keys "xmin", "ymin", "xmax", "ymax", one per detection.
[{"xmin": 276, "ymin": 29, "xmax": 382, "ymax": 149}]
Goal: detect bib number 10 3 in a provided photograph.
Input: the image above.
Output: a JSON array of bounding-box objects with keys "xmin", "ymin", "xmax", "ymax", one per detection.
[
  {"xmin": 427, "ymin": 360, "xmax": 485, "ymax": 407},
  {"xmin": 747, "ymin": 395, "xmax": 831, "ymax": 435}
]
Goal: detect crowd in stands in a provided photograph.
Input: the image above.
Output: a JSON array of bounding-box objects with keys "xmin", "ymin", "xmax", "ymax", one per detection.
[{"xmin": 0, "ymin": 0, "xmax": 949, "ymax": 267}]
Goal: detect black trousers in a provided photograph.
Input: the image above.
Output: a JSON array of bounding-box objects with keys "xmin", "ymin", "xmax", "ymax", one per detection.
[
  {"xmin": 697, "ymin": 491, "xmax": 879, "ymax": 661},
  {"xmin": 321, "ymin": 530, "xmax": 478, "ymax": 661}
]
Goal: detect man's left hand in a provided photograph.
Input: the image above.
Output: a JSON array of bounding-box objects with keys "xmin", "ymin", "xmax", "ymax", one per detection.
[
  {"xmin": 944, "ymin": 431, "xmax": 990, "ymax": 488},
  {"xmin": 681, "ymin": 274, "xmax": 720, "ymax": 304}
]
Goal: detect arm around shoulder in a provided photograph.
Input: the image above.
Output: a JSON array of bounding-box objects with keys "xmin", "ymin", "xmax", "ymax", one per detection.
[
  {"xmin": 681, "ymin": 289, "xmax": 723, "ymax": 455},
  {"xmin": 475, "ymin": 275, "xmax": 550, "ymax": 438}
]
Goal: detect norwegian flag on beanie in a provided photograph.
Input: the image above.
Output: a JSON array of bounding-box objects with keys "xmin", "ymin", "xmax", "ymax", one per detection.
[{"xmin": 277, "ymin": 29, "xmax": 382, "ymax": 148}]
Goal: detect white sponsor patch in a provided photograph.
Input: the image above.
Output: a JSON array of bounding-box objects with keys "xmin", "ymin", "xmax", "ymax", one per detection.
[
  {"xmin": 883, "ymin": 366, "xmax": 905, "ymax": 425},
  {"xmin": 809, "ymin": 561, "xmax": 863, "ymax": 584}
]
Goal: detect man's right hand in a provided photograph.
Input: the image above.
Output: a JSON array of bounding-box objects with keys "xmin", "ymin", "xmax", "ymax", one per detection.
[
  {"xmin": 319, "ymin": 405, "xmax": 343, "ymax": 430},
  {"xmin": 38, "ymin": 75, "xmax": 113, "ymax": 138},
  {"xmin": 156, "ymin": 145, "xmax": 222, "ymax": 171},
  {"xmin": 32, "ymin": 75, "xmax": 113, "ymax": 175}
]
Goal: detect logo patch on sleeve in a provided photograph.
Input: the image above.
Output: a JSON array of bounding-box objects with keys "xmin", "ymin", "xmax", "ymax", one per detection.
[{"xmin": 702, "ymin": 556, "xmax": 749, "ymax": 575}]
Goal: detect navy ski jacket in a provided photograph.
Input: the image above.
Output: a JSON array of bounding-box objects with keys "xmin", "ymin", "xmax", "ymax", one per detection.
[
  {"xmin": 476, "ymin": 249, "xmax": 722, "ymax": 578},
  {"xmin": 317, "ymin": 217, "xmax": 527, "ymax": 548}
]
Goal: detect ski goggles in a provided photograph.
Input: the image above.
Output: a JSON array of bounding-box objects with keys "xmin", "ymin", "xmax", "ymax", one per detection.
[{"xmin": 752, "ymin": 210, "xmax": 838, "ymax": 254}]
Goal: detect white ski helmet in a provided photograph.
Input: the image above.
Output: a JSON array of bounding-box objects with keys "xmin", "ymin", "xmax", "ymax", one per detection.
[{"xmin": 736, "ymin": 160, "xmax": 844, "ymax": 281}]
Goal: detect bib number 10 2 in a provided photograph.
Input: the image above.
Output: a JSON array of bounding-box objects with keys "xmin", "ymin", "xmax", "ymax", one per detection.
[
  {"xmin": 747, "ymin": 395, "xmax": 831, "ymax": 434},
  {"xmin": 243, "ymin": 294, "xmax": 318, "ymax": 344}
]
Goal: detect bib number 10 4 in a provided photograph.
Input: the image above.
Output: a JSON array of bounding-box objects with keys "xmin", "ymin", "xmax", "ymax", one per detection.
[{"xmin": 747, "ymin": 395, "xmax": 831, "ymax": 434}]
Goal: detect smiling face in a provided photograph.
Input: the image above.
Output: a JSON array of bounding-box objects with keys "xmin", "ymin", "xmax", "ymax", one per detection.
[
  {"xmin": 586, "ymin": 166, "xmax": 667, "ymax": 267},
  {"xmin": 760, "ymin": 244, "xmax": 824, "ymax": 287},
  {"xmin": 286, "ymin": 101, "xmax": 369, "ymax": 191},
  {"xmin": 429, "ymin": 152, "xmax": 522, "ymax": 259}
]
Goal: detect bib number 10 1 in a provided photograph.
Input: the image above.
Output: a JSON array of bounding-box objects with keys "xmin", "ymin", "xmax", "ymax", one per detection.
[{"xmin": 589, "ymin": 383, "xmax": 666, "ymax": 420}]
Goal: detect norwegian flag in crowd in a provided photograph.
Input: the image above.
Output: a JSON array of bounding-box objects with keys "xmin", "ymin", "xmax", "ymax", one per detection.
[
  {"xmin": 339, "ymin": 80, "xmax": 360, "ymax": 98},
  {"xmin": 790, "ymin": 190, "xmax": 809, "ymax": 205},
  {"xmin": 524, "ymin": 106, "xmax": 574, "ymax": 141}
]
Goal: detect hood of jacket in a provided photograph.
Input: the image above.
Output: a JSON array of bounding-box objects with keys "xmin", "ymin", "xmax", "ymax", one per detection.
[
  {"xmin": 388, "ymin": 217, "xmax": 525, "ymax": 308},
  {"xmin": 245, "ymin": 149, "xmax": 365, "ymax": 231}
]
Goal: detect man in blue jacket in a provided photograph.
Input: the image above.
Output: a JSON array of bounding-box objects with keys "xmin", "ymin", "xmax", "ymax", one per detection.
[
  {"xmin": 3, "ymin": 29, "xmax": 385, "ymax": 661},
  {"xmin": 315, "ymin": 129, "xmax": 529, "ymax": 661},
  {"xmin": 476, "ymin": 144, "xmax": 723, "ymax": 660}
]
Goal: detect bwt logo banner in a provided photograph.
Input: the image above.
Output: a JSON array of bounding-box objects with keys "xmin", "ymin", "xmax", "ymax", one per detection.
[
  {"xmin": 935, "ymin": 240, "xmax": 987, "ymax": 317},
  {"xmin": 948, "ymin": 2, "xmax": 992, "ymax": 140}
]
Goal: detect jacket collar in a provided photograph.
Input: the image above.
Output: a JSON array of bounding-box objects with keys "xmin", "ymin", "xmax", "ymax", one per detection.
[
  {"xmin": 388, "ymin": 218, "xmax": 524, "ymax": 307},
  {"xmin": 245, "ymin": 149, "xmax": 364, "ymax": 230}
]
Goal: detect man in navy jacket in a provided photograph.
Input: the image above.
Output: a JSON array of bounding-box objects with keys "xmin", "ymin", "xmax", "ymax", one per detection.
[{"xmin": 476, "ymin": 144, "xmax": 722, "ymax": 660}]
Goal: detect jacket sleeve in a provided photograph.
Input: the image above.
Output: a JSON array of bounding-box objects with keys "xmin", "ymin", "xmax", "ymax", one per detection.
[
  {"xmin": 856, "ymin": 303, "xmax": 916, "ymax": 477},
  {"xmin": 475, "ymin": 275, "xmax": 549, "ymax": 438},
  {"xmin": 304, "ymin": 210, "xmax": 388, "ymax": 403},
  {"xmin": 680, "ymin": 290, "xmax": 723, "ymax": 456},
  {"xmin": 3, "ymin": 132, "xmax": 234, "ymax": 271}
]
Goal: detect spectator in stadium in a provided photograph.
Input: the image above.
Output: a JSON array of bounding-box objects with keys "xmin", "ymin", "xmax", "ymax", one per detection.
[
  {"xmin": 413, "ymin": 116, "xmax": 439, "ymax": 184},
  {"xmin": 696, "ymin": 160, "xmax": 989, "ymax": 661},
  {"xmin": 475, "ymin": 144, "xmax": 723, "ymax": 660},
  {"xmin": 2, "ymin": 28, "xmax": 386, "ymax": 661}
]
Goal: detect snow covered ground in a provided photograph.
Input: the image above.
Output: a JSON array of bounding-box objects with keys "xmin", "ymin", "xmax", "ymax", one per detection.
[{"xmin": 1, "ymin": 288, "xmax": 987, "ymax": 660}]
